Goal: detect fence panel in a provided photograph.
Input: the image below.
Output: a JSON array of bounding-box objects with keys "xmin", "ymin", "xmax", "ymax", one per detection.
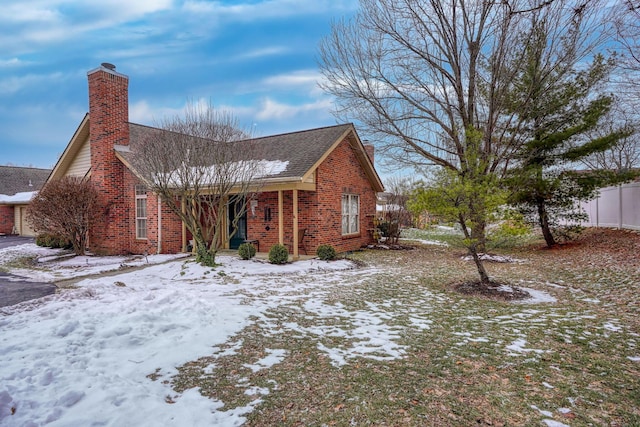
[{"xmin": 579, "ymin": 182, "xmax": 640, "ymax": 231}]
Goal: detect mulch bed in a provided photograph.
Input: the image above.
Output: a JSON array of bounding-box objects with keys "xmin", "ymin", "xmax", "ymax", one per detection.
[{"xmin": 453, "ymin": 280, "xmax": 531, "ymax": 301}]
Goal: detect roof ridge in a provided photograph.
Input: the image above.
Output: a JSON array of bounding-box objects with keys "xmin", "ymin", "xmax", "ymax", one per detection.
[
  {"xmin": 0, "ymin": 165, "xmax": 52, "ymax": 172},
  {"xmin": 128, "ymin": 121, "xmax": 353, "ymax": 143},
  {"xmin": 247, "ymin": 123, "xmax": 353, "ymax": 142}
]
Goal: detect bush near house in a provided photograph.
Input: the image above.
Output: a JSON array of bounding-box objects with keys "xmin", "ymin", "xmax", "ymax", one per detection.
[
  {"xmin": 316, "ymin": 244, "xmax": 337, "ymax": 261},
  {"xmin": 268, "ymin": 244, "xmax": 289, "ymax": 264},
  {"xmin": 27, "ymin": 176, "xmax": 100, "ymax": 256},
  {"xmin": 238, "ymin": 243, "xmax": 257, "ymax": 260},
  {"xmin": 35, "ymin": 233, "xmax": 72, "ymax": 249}
]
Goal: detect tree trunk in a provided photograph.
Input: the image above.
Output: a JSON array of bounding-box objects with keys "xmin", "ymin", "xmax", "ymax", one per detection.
[
  {"xmin": 193, "ymin": 231, "xmax": 216, "ymax": 266},
  {"xmin": 470, "ymin": 220, "xmax": 487, "ymax": 254},
  {"xmin": 459, "ymin": 214, "xmax": 490, "ymax": 284},
  {"xmin": 469, "ymin": 245, "xmax": 491, "ymax": 284},
  {"xmin": 537, "ymin": 199, "xmax": 556, "ymax": 247}
]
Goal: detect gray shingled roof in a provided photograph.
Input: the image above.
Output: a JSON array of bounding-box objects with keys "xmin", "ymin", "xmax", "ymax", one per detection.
[
  {"xmin": 0, "ymin": 166, "xmax": 51, "ymax": 196},
  {"xmin": 125, "ymin": 122, "xmax": 355, "ymax": 181}
]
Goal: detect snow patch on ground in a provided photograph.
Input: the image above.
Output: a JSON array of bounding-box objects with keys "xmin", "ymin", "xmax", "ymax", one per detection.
[
  {"xmin": 506, "ymin": 338, "xmax": 546, "ymax": 355},
  {"xmin": 542, "ymin": 420, "xmax": 571, "ymax": 427},
  {"xmin": 403, "ymin": 238, "xmax": 448, "ymax": 247},
  {"xmin": 515, "ymin": 287, "xmax": 557, "ymax": 304},
  {"xmin": 243, "ymin": 349, "xmax": 287, "ymax": 373},
  {"xmin": 0, "ymin": 248, "xmax": 361, "ymax": 426},
  {"xmin": 462, "ymin": 253, "xmax": 527, "ymax": 263}
]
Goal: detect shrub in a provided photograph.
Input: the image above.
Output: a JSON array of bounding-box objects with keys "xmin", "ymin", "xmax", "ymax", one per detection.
[
  {"xmin": 36, "ymin": 233, "xmax": 72, "ymax": 249},
  {"xmin": 268, "ymin": 244, "xmax": 289, "ymax": 264},
  {"xmin": 27, "ymin": 176, "xmax": 100, "ymax": 256},
  {"xmin": 316, "ymin": 244, "xmax": 336, "ymax": 261},
  {"xmin": 238, "ymin": 242, "xmax": 257, "ymax": 260}
]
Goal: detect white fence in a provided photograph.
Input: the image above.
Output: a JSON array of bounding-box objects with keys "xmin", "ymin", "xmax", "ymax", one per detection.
[{"xmin": 578, "ymin": 181, "xmax": 640, "ymax": 231}]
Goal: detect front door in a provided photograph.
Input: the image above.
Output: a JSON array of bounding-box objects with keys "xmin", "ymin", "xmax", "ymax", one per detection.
[{"xmin": 228, "ymin": 196, "xmax": 246, "ymax": 249}]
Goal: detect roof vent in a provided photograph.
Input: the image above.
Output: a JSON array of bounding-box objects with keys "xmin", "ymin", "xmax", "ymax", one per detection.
[{"xmin": 101, "ymin": 62, "xmax": 116, "ymax": 71}]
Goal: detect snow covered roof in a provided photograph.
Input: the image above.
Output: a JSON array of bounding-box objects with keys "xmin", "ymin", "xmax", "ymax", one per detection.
[
  {"xmin": 115, "ymin": 122, "xmax": 383, "ymax": 191},
  {"xmin": 0, "ymin": 191, "xmax": 37, "ymax": 204}
]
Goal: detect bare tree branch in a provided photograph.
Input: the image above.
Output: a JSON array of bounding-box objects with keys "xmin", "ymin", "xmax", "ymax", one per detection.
[{"xmin": 131, "ymin": 101, "xmax": 266, "ymax": 266}]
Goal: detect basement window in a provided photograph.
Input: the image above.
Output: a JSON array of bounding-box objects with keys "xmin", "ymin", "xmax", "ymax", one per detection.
[
  {"xmin": 135, "ymin": 185, "xmax": 148, "ymax": 239},
  {"xmin": 341, "ymin": 194, "xmax": 359, "ymax": 235}
]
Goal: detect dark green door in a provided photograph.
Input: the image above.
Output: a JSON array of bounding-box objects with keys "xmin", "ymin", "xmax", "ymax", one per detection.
[{"xmin": 228, "ymin": 196, "xmax": 246, "ymax": 249}]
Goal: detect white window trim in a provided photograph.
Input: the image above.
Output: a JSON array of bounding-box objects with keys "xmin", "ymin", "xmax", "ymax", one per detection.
[
  {"xmin": 135, "ymin": 185, "xmax": 148, "ymax": 240},
  {"xmin": 342, "ymin": 194, "xmax": 360, "ymax": 236}
]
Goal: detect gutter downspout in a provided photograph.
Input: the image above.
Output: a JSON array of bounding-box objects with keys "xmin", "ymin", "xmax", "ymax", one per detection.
[{"xmin": 157, "ymin": 194, "xmax": 162, "ymax": 254}]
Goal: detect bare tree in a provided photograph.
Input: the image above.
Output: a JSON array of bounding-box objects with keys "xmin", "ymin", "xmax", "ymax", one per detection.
[
  {"xmin": 613, "ymin": 0, "xmax": 640, "ymax": 95},
  {"xmin": 27, "ymin": 176, "xmax": 100, "ymax": 256},
  {"xmin": 580, "ymin": 104, "xmax": 640, "ymax": 171},
  {"xmin": 319, "ymin": 0, "xmax": 611, "ymax": 284},
  {"xmin": 378, "ymin": 176, "xmax": 414, "ymax": 244},
  {"xmin": 132, "ymin": 102, "xmax": 266, "ymax": 266}
]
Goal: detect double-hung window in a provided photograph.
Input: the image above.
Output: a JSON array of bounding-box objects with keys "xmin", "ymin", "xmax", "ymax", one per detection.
[
  {"xmin": 135, "ymin": 185, "xmax": 147, "ymax": 239},
  {"xmin": 341, "ymin": 194, "xmax": 359, "ymax": 235}
]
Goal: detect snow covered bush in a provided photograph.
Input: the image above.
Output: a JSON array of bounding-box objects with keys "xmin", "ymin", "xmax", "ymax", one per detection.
[
  {"xmin": 268, "ymin": 244, "xmax": 288, "ymax": 264},
  {"xmin": 238, "ymin": 242, "xmax": 256, "ymax": 260},
  {"xmin": 316, "ymin": 244, "xmax": 336, "ymax": 261}
]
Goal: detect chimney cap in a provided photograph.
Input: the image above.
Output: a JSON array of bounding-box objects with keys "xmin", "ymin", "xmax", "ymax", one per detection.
[{"xmin": 101, "ymin": 62, "xmax": 116, "ymax": 70}]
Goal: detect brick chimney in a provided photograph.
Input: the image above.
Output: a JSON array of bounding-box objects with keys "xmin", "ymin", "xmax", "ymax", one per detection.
[
  {"xmin": 364, "ymin": 144, "xmax": 375, "ymax": 164},
  {"xmin": 87, "ymin": 63, "xmax": 130, "ymax": 254}
]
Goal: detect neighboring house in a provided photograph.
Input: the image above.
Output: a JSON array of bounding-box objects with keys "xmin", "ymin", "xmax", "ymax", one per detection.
[
  {"xmin": 48, "ymin": 63, "xmax": 383, "ymax": 258},
  {"xmin": 0, "ymin": 166, "xmax": 51, "ymax": 236}
]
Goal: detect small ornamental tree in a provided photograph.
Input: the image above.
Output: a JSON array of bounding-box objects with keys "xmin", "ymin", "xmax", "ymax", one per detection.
[
  {"xmin": 131, "ymin": 101, "xmax": 264, "ymax": 267},
  {"xmin": 26, "ymin": 176, "xmax": 100, "ymax": 256},
  {"xmin": 409, "ymin": 129, "xmax": 507, "ymax": 284}
]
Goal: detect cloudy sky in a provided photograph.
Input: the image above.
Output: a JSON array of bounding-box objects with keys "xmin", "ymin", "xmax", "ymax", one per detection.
[{"xmin": 0, "ymin": 0, "xmax": 359, "ymax": 169}]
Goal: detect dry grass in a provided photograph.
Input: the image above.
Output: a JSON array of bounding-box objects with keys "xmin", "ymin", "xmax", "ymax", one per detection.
[{"xmin": 169, "ymin": 228, "xmax": 640, "ymax": 426}]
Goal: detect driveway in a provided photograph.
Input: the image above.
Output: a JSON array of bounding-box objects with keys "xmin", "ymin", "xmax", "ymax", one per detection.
[
  {"xmin": 0, "ymin": 235, "xmax": 34, "ymax": 249},
  {"xmin": 0, "ymin": 273, "xmax": 57, "ymax": 307},
  {"xmin": 0, "ymin": 235, "xmax": 56, "ymax": 307}
]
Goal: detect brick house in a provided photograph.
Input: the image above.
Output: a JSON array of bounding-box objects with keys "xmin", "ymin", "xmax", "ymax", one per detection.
[
  {"xmin": 0, "ymin": 166, "xmax": 52, "ymax": 236},
  {"xmin": 49, "ymin": 64, "xmax": 383, "ymax": 258}
]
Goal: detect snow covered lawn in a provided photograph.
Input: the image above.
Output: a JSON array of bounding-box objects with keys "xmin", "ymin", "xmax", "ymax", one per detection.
[{"xmin": 1, "ymin": 229, "xmax": 639, "ymax": 426}]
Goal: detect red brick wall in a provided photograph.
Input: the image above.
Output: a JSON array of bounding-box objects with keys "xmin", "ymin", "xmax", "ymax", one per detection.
[
  {"xmin": 246, "ymin": 191, "xmax": 318, "ymax": 254},
  {"xmin": 246, "ymin": 137, "xmax": 376, "ymax": 255},
  {"xmin": 87, "ymin": 66, "xmax": 131, "ymax": 255},
  {"xmin": 0, "ymin": 205, "xmax": 14, "ymax": 235},
  {"xmin": 314, "ymin": 138, "xmax": 376, "ymax": 253},
  {"xmin": 123, "ymin": 171, "xmax": 184, "ymax": 255},
  {"xmin": 159, "ymin": 197, "xmax": 184, "ymax": 253}
]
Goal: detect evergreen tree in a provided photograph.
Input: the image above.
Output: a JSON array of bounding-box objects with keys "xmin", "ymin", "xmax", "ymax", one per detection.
[{"xmin": 507, "ymin": 50, "xmax": 632, "ymax": 247}]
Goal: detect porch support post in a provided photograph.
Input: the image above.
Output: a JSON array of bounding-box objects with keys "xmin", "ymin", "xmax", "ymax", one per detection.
[
  {"xmin": 293, "ymin": 189, "xmax": 299, "ymax": 260},
  {"xmin": 278, "ymin": 190, "xmax": 284, "ymax": 246},
  {"xmin": 181, "ymin": 198, "xmax": 187, "ymax": 252}
]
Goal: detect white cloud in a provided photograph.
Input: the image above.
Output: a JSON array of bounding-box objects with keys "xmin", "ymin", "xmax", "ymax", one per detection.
[
  {"xmin": 261, "ymin": 70, "xmax": 327, "ymax": 97},
  {"xmin": 0, "ymin": 3, "xmax": 62, "ymax": 24},
  {"xmin": 0, "ymin": 72, "xmax": 64, "ymax": 95},
  {"xmin": 255, "ymin": 97, "xmax": 333, "ymax": 121},
  {"xmin": 231, "ymin": 46, "xmax": 289, "ymax": 61},
  {"xmin": 182, "ymin": 0, "xmax": 357, "ymax": 21},
  {"xmin": 0, "ymin": 58, "xmax": 27, "ymax": 68},
  {"xmin": 262, "ymin": 70, "xmax": 321, "ymax": 88},
  {"xmin": 129, "ymin": 100, "xmax": 189, "ymax": 125},
  {"xmin": 0, "ymin": 0, "xmax": 174, "ymax": 55}
]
